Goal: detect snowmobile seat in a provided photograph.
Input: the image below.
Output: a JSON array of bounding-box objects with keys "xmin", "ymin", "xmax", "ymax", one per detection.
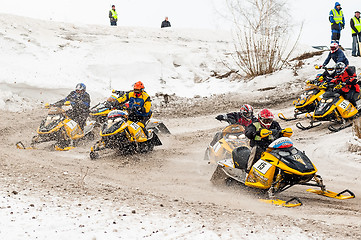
[{"xmin": 232, "ymin": 146, "xmax": 250, "ymax": 170}]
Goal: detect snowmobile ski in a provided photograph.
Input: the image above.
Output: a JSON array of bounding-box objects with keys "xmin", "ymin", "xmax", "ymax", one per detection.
[
  {"xmin": 16, "ymin": 141, "xmax": 35, "ymax": 150},
  {"xmin": 278, "ymin": 113, "xmax": 297, "ymax": 121},
  {"xmin": 327, "ymin": 122, "xmax": 353, "ymax": 132},
  {"xmin": 259, "ymin": 197, "xmax": 303, "ymax": 208},
  {"xmin": 307, "ymin": 189, "xmax": 355, "ymax": 200},
  {"xmin": 296, "ymin": 121, "xmax": 322, "ymax": 130}
]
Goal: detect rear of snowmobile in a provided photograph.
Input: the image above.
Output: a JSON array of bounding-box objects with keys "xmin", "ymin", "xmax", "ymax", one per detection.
[
  {"xmin": 278, "ymin": 66, "xmax": 334, "ymax": 121},
  {"xmin": 212, "ymin": 132, "xmax": 355, "ymax": 207},
  {"xmin": 16, "ymin": 101, "xmax": 95, "ymax": 151},
  {"xmin": 89, "ymin": 109, "xmax": 162, "ymax": 159},
  {"xmin": 204, "ymin": 121, "xmax": 249, "ymax": 164},
  {"xmin": 296, "ymin": 81, "xmax": 360, "ymax": 132},
  {"xmin": 89, "ymin": 90, "xmax": 171, "ymax": 134}
]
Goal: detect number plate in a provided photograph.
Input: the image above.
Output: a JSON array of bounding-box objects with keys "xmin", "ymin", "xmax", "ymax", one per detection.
[
  {"xmin": 339, "ymin": 100, "xmax": 350, "ymax": 110},
  {"xmin": 66, "ymin": 120, "xmax": 77, "ymax": 130},
  {"xmin": 254, "ymin": 160, "xmax": 272, "ymax": 175},
  {"xmin": 130, "ymin": 122, "xmax": 140, "ymax": 130}
]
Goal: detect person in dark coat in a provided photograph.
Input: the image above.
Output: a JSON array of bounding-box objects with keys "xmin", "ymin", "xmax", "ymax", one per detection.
[
  {"xmin": 109, "ymin": 5, "xmax": 118, "ymax": 26},
  {"xmin": 322, "ymin": 42, "xmax": 349, "ymax": 67},
  {"xmin": 215, "ymin": 104, "xmax": 256, "ymax": 127},
  {"xmin": 329, "ymin": 2, "xmax": 345, "ymax": 43},
  {"xmin": 245, "ymin": 109, "xmax": 283, "ymax": 172},
  {"xmin": 350, "ymin": 11, "xmax": 361, "ymax": 57},
  {"xmin": 161, "ymin": 17, "xmax": 171, "ymax": 28},
  {"xmin": 54, "ymin": 83, "xmax": 90, "ymax": 130}
]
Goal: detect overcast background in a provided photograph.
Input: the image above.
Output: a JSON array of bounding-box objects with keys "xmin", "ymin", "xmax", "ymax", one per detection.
[{"xmin": 0, "ymin": 0, "xmax": 360, "ymax": 47}]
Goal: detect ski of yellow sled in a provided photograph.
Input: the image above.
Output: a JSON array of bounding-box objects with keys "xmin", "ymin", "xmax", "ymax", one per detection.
[
  {"xmin": 16, "ymin": 142, "xmax": 36, "ymax": 150},
  {"xmin": 307, "ymin": 189, "xmax": 355, "ymax": 200},
  {"xmin": 259, "ymin": 198, "xmax": 302, "ymax": 208},
  {"xmin": 54, "ymin": 145, "xmax": 75, "ymax": 151}
]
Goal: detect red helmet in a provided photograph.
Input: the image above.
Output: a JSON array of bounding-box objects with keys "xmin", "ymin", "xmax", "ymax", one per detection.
[
  {"xmin": 240, "ymin": 104, "xmax": 254, "ymax": 120},
  {"xmin": 330, "ymin": 42, "xmax": 339, "ymax": 53},
  {"xmin": 133, "ymin": 81, "xmax": 145, "ymax": 94},
  {"xmin": 258, "ymin": 109, "xmax": 274, "ymax": 129}
]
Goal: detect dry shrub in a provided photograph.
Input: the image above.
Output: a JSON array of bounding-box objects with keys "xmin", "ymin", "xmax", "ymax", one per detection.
[
  {"xmin": 290, "ymin": 50, "xmax": 325, "ymax": 61},
  {"xmin": 225, "ymin": 0, "xmax": 302, "ymax": 78}
]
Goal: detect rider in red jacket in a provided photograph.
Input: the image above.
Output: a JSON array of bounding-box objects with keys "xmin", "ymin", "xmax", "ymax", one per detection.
[
  {"xmin": 215, "ymin": 104, "xmax": 256, "ymax": 127},
  {"xmin": 331, "ymin": 62, "xmax": 360, "ymax": 107}
]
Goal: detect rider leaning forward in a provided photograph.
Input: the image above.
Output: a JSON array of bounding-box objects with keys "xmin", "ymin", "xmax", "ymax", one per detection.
[
  {"xmin": 54, "ymin": 83, "xmax": 90, "ymax": 130},
  {"xmin": 115, "ymin": 81, "xmax": 152, "ymax": 134},
  {"xmin": 245, "ymin": 109, "xmax": 292, "ymax": 172},
  {"xmin": 331, "ymin": 62, "xmax": 360, "ymax": 108},
  {"xmin": 215, "ymin": 104, "xmax": 256, "ymax": 127}
]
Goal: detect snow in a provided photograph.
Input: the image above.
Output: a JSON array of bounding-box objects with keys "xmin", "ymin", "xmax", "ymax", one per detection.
[{"xmin": 1, "ymin": 2, "xmax": 361, "ymax": 239}]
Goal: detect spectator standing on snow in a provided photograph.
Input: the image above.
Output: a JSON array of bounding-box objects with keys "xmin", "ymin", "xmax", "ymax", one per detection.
[
  {"xmin": 109, "ymin": 5, "xmax": 118, "ymax": 26},
  {"xmin": 329, "ymin": 2, "xmax": 345, "ymax": 44},
  {"xmin": 161, "ymin": 17, "xmax": 171, "ymax": 28},
  {"xmin": 350, "ymin": 10, "xmax": 361, "ymax": 57}
]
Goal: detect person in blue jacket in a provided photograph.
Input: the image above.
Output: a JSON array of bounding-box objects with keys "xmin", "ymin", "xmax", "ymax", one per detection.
[
  {"xmin": 322, "ymin": 42, "xmax": 349, "ymax": 67},
  {"xmin": 329, "ymin": 2, "xmax": 345, "ymax": 44},
  {"xmin": 54, "ymin": 83, "xmax": 90, "ymax": 130}
]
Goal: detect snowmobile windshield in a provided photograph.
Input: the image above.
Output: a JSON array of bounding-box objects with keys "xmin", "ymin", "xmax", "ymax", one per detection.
[
  {"xmin": 222, "ymin": 124, "xmax": 245, "ymax": 136},
  {"xmin": 272, "ymin": 147, "xmax": 315, "ymax": 173}
]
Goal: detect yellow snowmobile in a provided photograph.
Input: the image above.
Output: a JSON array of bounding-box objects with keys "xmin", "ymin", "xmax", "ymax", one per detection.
[
  {"xmin": 296, "ymin": 81, "xmax": 361, "ymax": 132},
  {"xmin": 16, "ymin": 101, "xmax": 96, "ymax": 151},
  {"xmin": 89, "ymin": 109, "xmax": 162, "ymax": 159},
  {"xmin": 204, "ymin": 118, "xmax": 249, "ymax": 164},
  {"xmin": 278, "ymin": 66, "xmax": 334, "ymax": 121},
  {"xmin": 89, "ymin": 90, "xmax": 171, "ymax": 134},
  {"xmin": 211, "ymin": 129, "xmax": 355, "ymax": 207}
]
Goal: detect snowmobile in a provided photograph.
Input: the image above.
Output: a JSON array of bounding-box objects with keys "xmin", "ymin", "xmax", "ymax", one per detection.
[
  {"xmin": 89, "ymin": 90, "xmax": 171, "ymax": 134},
  {"xmin": 204, "ymin": 118, "xmax": 249, "ymax": 164},
  {"xmin": 89, "ymin": 109, "xmax": 162, "ymax": 159},
  {"xmin": 296, "ymin": 81, "xmax": 361, "ymax": 132},
  {"xmin": 211, "ymin": 130, "xmax": 355, "ymax": 207},
  {"xmin": 278, "ymin": 66, "xmax": 334, "ymax": 121},
  {"xmin": 16, "ymin": 101, "xmax": 96, "ymax": 151}
]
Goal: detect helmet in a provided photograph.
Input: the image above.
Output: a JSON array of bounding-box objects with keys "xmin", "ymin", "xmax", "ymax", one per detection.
[
  {"xmin": 258, "ymin": 109, "xmax": 274, "ymax": 129},
  {"xmin": 330, "ymin": 42, "xmax": 339, "ymax": 53},
  {"xmin": 240, "ymin": 104, "xmax": 254, "ymax": 120},
  {"xmin": 335, "ymin": 62, "xmax": 346, "ymax": 75},
  {"xmin": 133, "ymin": 81, "xmax": 145, "ymax": 95},
  {"xmin": 75, "ymin": 83, "xmax": 86, "ymax": 94}
]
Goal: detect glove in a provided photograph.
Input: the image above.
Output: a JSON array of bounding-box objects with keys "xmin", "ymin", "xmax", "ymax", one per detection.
[
  {"xmin": 334, "ymin": 83, "xmax": 344, "ymax": 90},
  {"xmin": 215, "ymin": 115, "xmax": 224, "ymax": 121},
  {"xmin": 282, "ymin": 128, "xmax": 293, "ymax": 137},
  {"xmin": 260, "ymin": 129, "xmax": 272, "ymax": 138},
  {"xmin": 341, "ymin": 24, "xmax": 345, "ymax": 29}
]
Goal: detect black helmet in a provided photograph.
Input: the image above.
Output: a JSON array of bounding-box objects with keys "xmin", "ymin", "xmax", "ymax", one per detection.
[{"xmin": 335, "ymin": 62, "xmax": 346, "ymax": 75}]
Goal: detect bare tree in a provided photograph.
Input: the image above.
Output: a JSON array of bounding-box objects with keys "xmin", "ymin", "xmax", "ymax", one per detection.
[{"xmin": 226, "ymin": 0, "xmax": 301, "ymax": 78}]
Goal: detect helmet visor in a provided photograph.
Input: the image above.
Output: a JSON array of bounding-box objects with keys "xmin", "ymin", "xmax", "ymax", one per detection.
[{"xmin": 261, "ymin": 118, "xmax": 273, "ymax": 124}]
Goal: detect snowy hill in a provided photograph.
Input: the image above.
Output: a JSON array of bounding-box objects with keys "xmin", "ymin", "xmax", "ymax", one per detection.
[
  {"xmin": 1, "ymin": 13, "xmax": 361, "ymax": 113},
  {"xmin": 0, "ymin": 14, "xmax": 238, "ymax": 110}
]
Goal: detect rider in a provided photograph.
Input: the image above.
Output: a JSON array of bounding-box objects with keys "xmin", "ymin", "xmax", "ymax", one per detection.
[
  {"xmin": 116, "ymin": 81, "xmax": 152, "ymax": 134},
  {"xmin": 322, "ymin": 42, "xmax": 349, "ymax": 68},
  {"xmin": 245, "ymin": 109, "xmax": 290, "ymax": 173},
  {"xmin": 331, "ymin": 62, "xmax": 360, "ymax": 107},
  {"xmin": 54, "ymin": 83, "xmax": 90, "ymax": 130},
  {"xmin": 215, "ymin": 104, "xmax": 256, "ymax": 127}
]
